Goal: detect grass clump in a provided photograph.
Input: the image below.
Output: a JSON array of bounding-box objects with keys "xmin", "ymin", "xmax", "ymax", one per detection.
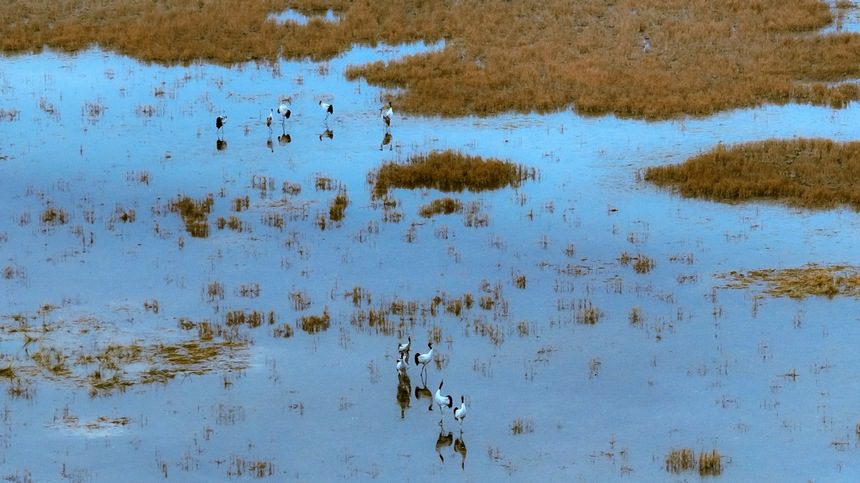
[
  {"xmin": 575, "ymin": 300, "xmax": 602, "ymax": 325},
  {"xmin": 329, "ymin": 189, "xmax": 349, "ymax": 222},
  {"xmin": 372, "ymin": 150, "xmax": 532, "ymax": 198},
  {"xmin": 299, "ymin": 310, "xmax": 331, "ymax": 334},
  {"xmin": 698, "ymin": 449, "xmax": 723, "ymax": 476},
  {"xmin": 645, "ymin": 139, "xmax": 860, "ymax": 210},
  {"xmin": 41, "ymin": 207, "xmax": 69, "ymax": 226},
  {"xmin": 719, "ymin": 264, "xmax": 860, "ymax": 299},
  {"xmin": 665, "ymin": 448, "xmax": 695, "ymax": 473},
  {"xmin": 510, "ymin": 417, "xmax": 534, "ymax": 435},
  {"xmin": 419, "ymin": 197, "xmax": 463, "ymax": 218},
  {"xmin": 168, "ymin": 194, "xmax": 214, "ymax": 238},
  {"xmin": 0, "ymin": 365, "xmax": 15, "ymax": 379},
  {"xmin": 619, "ymin": 251, "xmax": 656, "ymax": 273},
  {"xmin": 666, "ymin": 448, "xmax": 722, "ymax": 476}
]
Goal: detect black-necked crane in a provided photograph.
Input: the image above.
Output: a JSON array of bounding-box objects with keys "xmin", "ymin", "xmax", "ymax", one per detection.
[
  {"xmin": 433, "ymin": 380, "xmax": 453, "ymax": 424},
  {"xmin": 215, "ymin": 115, "xmax": 227, "ymax": 137},
  {"xmin": 319, "ymin": 100, "xmax": 333, "ymax": 119},
  {"xmin": 453, "ymin": 395, "xmax": 468, "ymax": 426},
  {"xmin": 398, "ymin": 336, "xmax": 411, "ymax": 359},
  {"xmin": 381, "ymin": 101, "xmax": 393, "ymax": 129},
  {"xmin": 277, "ymin": 102, "xmax": 291, "ymax": 124},
  {"xmin": 414, "ymin": 342, "xmax": 433, "ymax": 377}
]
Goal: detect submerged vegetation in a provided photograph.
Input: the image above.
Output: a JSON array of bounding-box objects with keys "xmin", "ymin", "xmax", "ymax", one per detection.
[
  {"xmin": 372, "ymin": 150, "xmax": 533, "ymax": 198},
  {"xmin": 665, "ymin": 448, "xmax": 695, "ymax": 473},
  {"xmin": 3, "ymin": 1, "xmax": 858, "ymax": 118},
  {"xmin": 0, "ymin": 309, "xmax": 246, "ymax": 396},
  {"xmin": 719, "ymin": 264, "xmax": 860, "ymax": 299},
  {"xmin": 645, "ymin": 139, "xmax": 860, "ymax": 210},
  {"xmin": 419, "ymin": 198, "xmax": 463, "ymax": 218},
  {"xmin": 168, "ymin": 194, "xmax": 214, "ymax": 238},
  {"xmin": 665, "ymin": 448, "xmax": 722, "ymax": 476}
]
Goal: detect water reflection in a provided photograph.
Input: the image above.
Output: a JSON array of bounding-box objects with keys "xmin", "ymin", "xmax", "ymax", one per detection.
[
  {"xmin": 278, "ymin": 133, "xmax": 292, "ymax": 145},
  {"xmin": 454, "ymin": 434, "xmax": 467, "ymax": 470},
  {"xmin": 318, "ymin": 129, "xmax": 333, "ymax": 141},
  {"xmin": 216, "ymin": 139, "xmax": 228, "ymax": 151},
  {"xmin": 434, "ymin": 428, "xmax": 453, "ymax": 463},
  {"xmin": 266, "ymin": 136, "xmax": 273, "ymax": 152},
  {"xmin": 379, "ymin": 131, "xmax": 392, "ymax": 151},
  {"xmin": 396, "ymin": 371, "xmax": 411, "ymax": 419},
  {"xmin": 414, "ymin": 382, "xmax": 432, "ymax": 412}
]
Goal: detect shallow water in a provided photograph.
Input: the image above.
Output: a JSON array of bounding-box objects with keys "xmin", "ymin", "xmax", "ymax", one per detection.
[{"xmin": 2, "ymin": 21, "xmax": 860, "ymax": 483}]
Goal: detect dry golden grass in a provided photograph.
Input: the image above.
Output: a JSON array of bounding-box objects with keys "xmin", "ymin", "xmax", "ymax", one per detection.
[
  {"xmin": 299, "ymin": 310, "xmax": 331, "ymax": 334},
  {"xmin": 719, "ymin": 264, "xmax": 860, "ymax": 299},
  {"xmin": 698, "ymin": 449, "xmax": 723, "ymax": 476},
  {"xmin": 4, "ymin": 1, "xmax": 858, "ymax": 118},
  {"xmin": 665, "ymin": 448, "xmax": 695, "ymax": 473},
  {"xmin": 168, "ymin": 194, "xmax": 214, "ymax": 238},
  {"xmin": 419, "ymin": 197, "xmax": 463, "ymax": 218},
  {"xmin": 646, "ymin": 139, "xmax": 860, "ymax": 209},
  {"xmin": 372, "ymin": 150, "xmax": 532, "ymax": 198}
]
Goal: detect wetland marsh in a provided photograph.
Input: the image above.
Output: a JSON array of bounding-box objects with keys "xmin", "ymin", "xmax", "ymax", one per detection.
[{"xmin": 3, "ymin": 1, "xmax": 860, "ymax": 481}]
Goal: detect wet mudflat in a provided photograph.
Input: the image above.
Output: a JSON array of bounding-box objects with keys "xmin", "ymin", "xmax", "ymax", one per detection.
[{"xmin": 2, "ymin": 27, "xmax": 860, "ymax": 483}]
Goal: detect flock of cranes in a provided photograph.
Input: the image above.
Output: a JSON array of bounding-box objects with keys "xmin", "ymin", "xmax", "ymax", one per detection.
[
  {"xmin": 216, "ymin": 97, "xmax": 393, "ymax": 145},
  {"xmin": 218, "ymin": 100, "xmax": 475, "ymax": 466},
  {"xmin": 398, "ymin": 337, "xmax": 469, "ymax": 427},
  {"xmin": 397, "ymin": 337, "xmax": 470, "ymax": 466}
]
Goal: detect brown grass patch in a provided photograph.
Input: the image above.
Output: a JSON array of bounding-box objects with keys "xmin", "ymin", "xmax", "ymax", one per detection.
[
  {"xmin": 329, "ymin": 189, "xmax": 349, "ymax": 222},
  {"xmin": 372, "ymin": 150, "xmax": 532, "ymax": 198},
  {"xmin": 8, "ymin": 2, "xmax": 852, "ymax": 118},
  {"xmin": 299, "ymin": 310, "xmax": 331, "ymax": 334},
  {"xmin": 698, "ymin": 449, "xmax": 723, "ymax": 476},
  {"xmin": 646, "ymin": 139, "xmax": 860, "ymax": 210},
  {"xmin": 719, "ymin": 264, "xmax": 860, "ymax": 299},
  {"xmin": 168, "ymin": 194, "xmax": 214, "ymax": 238},
  {"xmin": 665, "ymin": 448, "xmax": 695, "ymax": 473},
  {"xmin": 419, "ymin": 197, "xmax": 463, "ymax": 218},
  {"xmin": 41, "ymin": 207, "xmax": 69, "ymax": 226}
]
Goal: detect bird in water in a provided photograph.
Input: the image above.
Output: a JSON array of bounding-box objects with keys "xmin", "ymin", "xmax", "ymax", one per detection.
[
  {"xmin": 453, "ymin": 395, "xmax": 468, "ymax": 426},
  {"xmin": 215, "ymin": 115, "xmax": 227, "ymax": 138},
  {"xmin": 398, "ymin": 336, "xmax": 411, "ymax": 359},
  {"xmin": 266, "ymin": 109, "xmax": 273, "ymax": 130},
  {"xmin": 319, "ymin": 100, "xmax": 333, "ymax": 119},
  {"xmin": 434, "ymin": 380, "xmax": 453, "ymax": 424},
  {"xmin": 277, "ymin": 102, "xmax": 291, "ymax": 124},
  {"xmin": 380, "ymin": 101, "xmax": 393, "ymax": 129},
  {"xmin": 414, "ymin": 342, "xmax": 433, "ymax": 377}
]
